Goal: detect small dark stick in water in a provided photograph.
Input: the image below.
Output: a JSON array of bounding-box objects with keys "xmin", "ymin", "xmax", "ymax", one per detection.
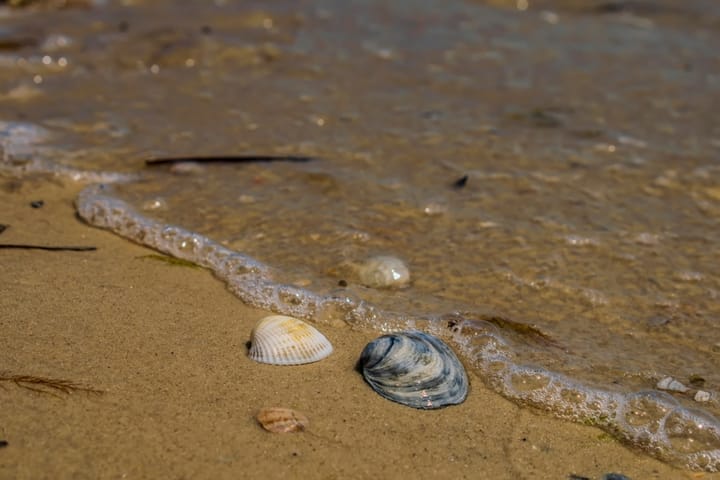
[{"xmin": 452, "ymin": 174, "xmax": 468, "ymax": 189}]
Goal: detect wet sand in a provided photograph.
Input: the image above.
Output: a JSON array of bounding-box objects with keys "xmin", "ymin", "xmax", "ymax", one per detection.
[{"xmin": 2, "ymin": 179, "xmax": 715, "ymax": 479}]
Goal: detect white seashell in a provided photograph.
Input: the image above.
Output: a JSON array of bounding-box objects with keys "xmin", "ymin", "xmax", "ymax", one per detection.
[
  {"xmin": 356, "ymin": 255, "xmax": 410, "ymax": 288},
  {"xmin": 248, "ymin": 315, "xmax": 333, "ymax": 365}
]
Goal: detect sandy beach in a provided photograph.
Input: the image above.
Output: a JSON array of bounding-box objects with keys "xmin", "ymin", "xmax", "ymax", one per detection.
[{"xmin": 1, "ymin": 179, "xmax": 714, "ymax": 479}]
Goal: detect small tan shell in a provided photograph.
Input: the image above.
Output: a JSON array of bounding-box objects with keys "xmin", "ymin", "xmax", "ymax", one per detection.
[
  {"xmin": 248, "ymin": 315, "xmax": 333, "ymax": 365},
  {"xmin": 256, "ymin": 407, "xmax": 309, "ymax": 433}
]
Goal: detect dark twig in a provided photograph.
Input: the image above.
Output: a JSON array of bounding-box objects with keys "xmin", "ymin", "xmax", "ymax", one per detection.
[
  {"xmin": 452, "ymin": 175, "xmax": 468, "ymax": 189},
  {"xmin": 0, "ymin": 373, "xmax": 103, "ymax": 397},
  {"xmin": 145, "ymin": 155, "xmax": 316, "ymax": 167},
  {"xmin": 0, "ymin": 244, "xmax": 96, "ymax": 251}
]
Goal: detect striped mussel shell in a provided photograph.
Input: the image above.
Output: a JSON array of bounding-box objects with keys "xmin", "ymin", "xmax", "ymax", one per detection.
[
  {"xmin": 248, "ymin": 315, "xmax": 333, "ymax": 365},
  {"xmin": 357, "ymin": 331, "xmax": 468, "ymax": 409}
]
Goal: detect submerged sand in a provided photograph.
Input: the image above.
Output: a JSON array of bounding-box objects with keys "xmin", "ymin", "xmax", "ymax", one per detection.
[{"xmin": 1, "ymin": 179, "xmax": 715, "ymax": 479}]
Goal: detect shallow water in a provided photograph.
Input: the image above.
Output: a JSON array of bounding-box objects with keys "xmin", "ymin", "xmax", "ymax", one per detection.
[{"xmin": 2, "ymin": 0, "xmax": 720, "ymax": 471}]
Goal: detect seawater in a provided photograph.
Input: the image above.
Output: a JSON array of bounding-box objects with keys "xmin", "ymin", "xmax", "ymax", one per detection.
[{"xmin": 2, "ymin": 0, "xmax": 720, "ymax": 471}]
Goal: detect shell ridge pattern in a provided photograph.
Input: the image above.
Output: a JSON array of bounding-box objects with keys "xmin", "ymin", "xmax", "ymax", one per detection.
[
  {"xmin": 249, "ymin": 315, "xmax": 333, "ymax": 365},
  {"xmin": 358, "ymin": 330, "xmax": 469, "ymax": 409}
]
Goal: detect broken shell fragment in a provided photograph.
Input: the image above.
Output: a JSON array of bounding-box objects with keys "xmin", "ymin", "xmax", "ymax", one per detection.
[
  {"xmin": 256, "ymin": 407, "xmax": 309, "ymax": 433},
  {"xmin": 357, "ymin": 331, "xmax": 468, "ymax": 409},
  {"xmin": 248, "ymin": 315, "xmax": 333, "ymax": 365},
  {"xmin": 356, "ymin": 255, "xmax": 410, "ymax": 288}
]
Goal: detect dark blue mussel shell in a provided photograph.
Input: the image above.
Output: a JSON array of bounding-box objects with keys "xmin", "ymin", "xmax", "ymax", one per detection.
[{"xmin": 357, "ymin": 331, "xmax": 469, "ymax": 409}]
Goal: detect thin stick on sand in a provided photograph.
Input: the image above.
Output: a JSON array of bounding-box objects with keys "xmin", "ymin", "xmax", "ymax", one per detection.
[{"xmin": 0, "ymin": 244, "xmax": 96, "ymax": 251}]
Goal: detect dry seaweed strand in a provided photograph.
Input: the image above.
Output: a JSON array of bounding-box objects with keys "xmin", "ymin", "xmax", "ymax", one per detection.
[
  {"xmin": 0, "ymin": 244, "xmax": 96, "ymax": 251},
  {"xmin": 481, "ymin": 314, "xmax": 562, "ymax": 349},
  {"xmin": 0, "ymin": 373, "xmax": 103, "ymax": 397},
  {"xmin": 446, "ymin": 312, "xmax": 563, "ymax": 350},
  {"xmin": 145, "ymin": 155, "xmax": 316, "ymax": 167}
]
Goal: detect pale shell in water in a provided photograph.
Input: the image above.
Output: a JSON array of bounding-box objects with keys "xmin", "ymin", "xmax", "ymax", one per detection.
[
  {"xmin": 256, "ymin": 407, "xmax": 309, "ymax": 433},
  {"xmin": 248, "ymin": 315, "xmax": 333, "ymax": 365},
  {"xmin": 356, "ymin": 255, "xmax": 410, "ymax": 288},
  {"xmin": 357, "ymin": 331, "xmax": 468, "ymax": 409}
]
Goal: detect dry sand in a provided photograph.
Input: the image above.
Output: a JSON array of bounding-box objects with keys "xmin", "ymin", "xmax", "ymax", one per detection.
[{"xmin": 1, "ymin": 177, "xmax": 715, "ymax": 479}]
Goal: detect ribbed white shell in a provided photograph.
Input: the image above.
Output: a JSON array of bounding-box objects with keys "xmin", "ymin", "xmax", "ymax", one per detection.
[{"xmin": 248, "ymin": 315, "xmax": 333, "ymax": 365}]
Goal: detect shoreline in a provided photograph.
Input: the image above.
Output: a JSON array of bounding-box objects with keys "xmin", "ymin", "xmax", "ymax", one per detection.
[{"xmin": 0, "ymin": 177, "xmax": 711, "ymax": 479}]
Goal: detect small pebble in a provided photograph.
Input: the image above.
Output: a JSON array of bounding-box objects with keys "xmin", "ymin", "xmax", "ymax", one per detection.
[
  {"xmin": 30, "ymin": 200, "xmax": 44, "ymax": 208},
  {"xmin": 633, "ymin": 232, "xmax": 660, "ymax": 245},
  {"xmin": 694, "ymin": 390, "xmax": 711, "ymax": 402},
  {"xmin": 676, "ymin": 270, "xmax": 703, "ymax": 282},
  {"xmin": 0, "ymin": 440, "xmax": 7, "ymax": 448},
  {"xmin": 656, "ymin": 376, "xmax": 689, "ymax": 393},
  {"xmin": 421, "ymin": 200, "xmax": 448, "ymax": 216},
  {"xmin": 141, "ymin": 198, "xmax": 167, "ymax": 211},
  {"xmin": 646, "ymin": 316, "xmax": 670, "ymax": 328},
  {"xmin": 603, "ymin": 474, "xmax": 631, "ymax": 480}
]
